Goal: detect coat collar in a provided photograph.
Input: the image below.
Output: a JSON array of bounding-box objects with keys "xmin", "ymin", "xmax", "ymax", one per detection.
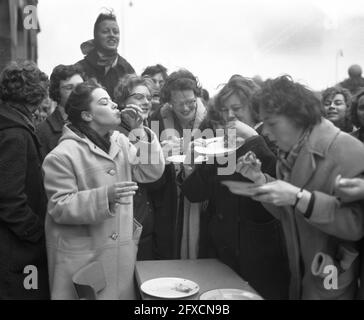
[
  {"xmin": 0, "ymin": 103, "xmax": 42, "ymax": 159},
  {"xmin": 0, "ymin": 103, "xmax": 35, "ymax": 133},
  {"xmin": 60, "ymin": 125, "xmax": 122, "ymax": 162},
  {"xmin": 305, "ymin": 118, "xmax": 340, "ymax": 157},
  {"xmin": 46, "ymin": 107, "xmax": 65, "ymax": 133},
  {"xmin": 288, "ymin": 118, "xmax": 340, "ymax": 187},
  {"xmin": 84, "ymin": 50, "xmax": 130, "ymax": 73}
]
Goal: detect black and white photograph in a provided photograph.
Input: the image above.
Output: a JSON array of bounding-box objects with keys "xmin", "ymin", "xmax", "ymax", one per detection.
[{"xmin": 1, "ymin": 0, "xmax": 364, "ymax": 306}]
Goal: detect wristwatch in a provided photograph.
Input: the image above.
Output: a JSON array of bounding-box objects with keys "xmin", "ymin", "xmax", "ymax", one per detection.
[{"xmin": 294, "ymin": 188, "xmax": 304, "ymax": 208}]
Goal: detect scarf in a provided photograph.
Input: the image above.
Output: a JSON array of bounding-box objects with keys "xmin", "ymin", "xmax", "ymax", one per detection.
[
  {"xmin": 81, "ymin": 39, "xmax": 118, "ymax": 69},
  {"xmin": 69, "ymin": 123, "xmax": 111, "ymax": 154},
  {"xmin": 277, "ymin": 129, "xmax": 311, "ymax": 181}
]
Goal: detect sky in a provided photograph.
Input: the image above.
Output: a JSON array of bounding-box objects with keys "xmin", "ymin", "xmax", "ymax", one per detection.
[{"xmin": 38, "ymin": 0, "xmax": 364, "ymax": 95}]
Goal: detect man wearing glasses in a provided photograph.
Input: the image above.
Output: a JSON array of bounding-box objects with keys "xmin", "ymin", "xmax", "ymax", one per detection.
[{"xmin": 37, "ymin": 65, "xmax": 84, "ymax": 158}]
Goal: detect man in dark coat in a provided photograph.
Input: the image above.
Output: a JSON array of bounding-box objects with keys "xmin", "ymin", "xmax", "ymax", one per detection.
[
  {"xmin": 36, "ymin": 64, "xmax": 83, "ymax": 158},
  {"xmin": 0, "ymin": 61, "xmax": 50, "ymax": 299},
  {"xmin": 74, "ymin": 12, "xmax": 135, "ymax": 100}
]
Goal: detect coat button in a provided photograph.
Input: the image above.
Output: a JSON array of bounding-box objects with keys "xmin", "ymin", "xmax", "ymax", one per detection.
[
  {"xmin": 110, "ymin": 232, "xmax": 119, "ymax": 241},
  {"xmin": 108, "ymin": 169, "xmax": 116, "ymax": 176}
]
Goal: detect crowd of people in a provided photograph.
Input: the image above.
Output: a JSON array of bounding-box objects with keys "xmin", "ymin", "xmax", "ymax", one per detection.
[{"xmin": 1, "ymin": 11, "xmax": 364, "ymax": 300}]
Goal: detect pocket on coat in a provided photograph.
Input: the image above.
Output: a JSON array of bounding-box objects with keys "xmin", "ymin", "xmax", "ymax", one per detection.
[
  {"xmin": 50, "ymin": 237, "xmax": 96, "ymax": 300},
  {"xmin": 51, "ymin": 251, "xmax": 96, "ymax": 300},
  {"xmin": 335, "ymin": 245, "xmax": 360, "ymax": 291},
  {"xmin": 309, "ymin": 245, "xmax": 360, "ymax": 299}
]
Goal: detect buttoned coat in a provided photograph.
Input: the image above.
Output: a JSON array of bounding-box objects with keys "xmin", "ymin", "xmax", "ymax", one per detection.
[{"xmin": 42, "ymin": 125, "xmax": 164, "ymax": 300}]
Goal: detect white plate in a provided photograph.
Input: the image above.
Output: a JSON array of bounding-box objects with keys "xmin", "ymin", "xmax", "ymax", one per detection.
[
  {"xmin": 200, "ymin": 289, "xmax": 263, "ymax": 300},
  {"xmin": 194, "ymin": 137, "xmax": 244, "ymax": 156},
  {"xmin": 140, "ymin": 277, "xmax": 200, "ymax": 299},
  {"xmin": 221, "ymin": 180, "xmax": 261, "ymax": 197},
  {"xmin": 166, "ymin": 154, "xmax": 208, "ymax": 164}
]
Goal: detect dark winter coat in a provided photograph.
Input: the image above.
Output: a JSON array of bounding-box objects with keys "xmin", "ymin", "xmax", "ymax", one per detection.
[
  {"xmin": 36, "ymin": 107, "xmax": 65, "ymax": 159},
  {"xmin": 75, "ymin": 50, "xmax": 135, "ymax": 100},
  {"xmin": 0, "ymin": 103, "xmax": 50, "ymax": 299},
  {"xmin": 181, "ymin": 135, "xmax": 290, "ymax": 300}
]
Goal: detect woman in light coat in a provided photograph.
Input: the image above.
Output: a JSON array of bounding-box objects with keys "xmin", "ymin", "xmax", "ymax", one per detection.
[
  {"xmin": 42, "ymin": 80, "xmax": 165, "ymax": 300},
  {"xmin": 224, "ymin": 76, "xmax": 364, "ymax": 299}
]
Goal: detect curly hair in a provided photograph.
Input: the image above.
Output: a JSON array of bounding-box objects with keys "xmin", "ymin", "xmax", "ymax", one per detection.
[
  {"xmin": 49, "ymin": 64, "xmax": 83, "ymax": 104},
  {"xmin": 114, "ymin": 74, "xmax": 150, "ymax": 109},
  {"xmin": 141, "ymin": 64, "xmax": 168, "ymax": 80},
  {"xmin": 65, "ymin": 80, "xmax": 102, "ymax": 126},
  {"xmin": 212, "ymin": 74, "xmax": 261, "ymax": 124},
  {"xmin": 351, "ymin": 88, "xmax": 364, "ymax": 128},
  {"xmin": 322, "ymin": 86, "xmax": 352, "ymax": 108},
  {"xmin": 253, "ymin": 75, "xmax": 322, "ymax": 129},
  {"xmin": 321, "ymin": 86, "xmax": 353, "ymax": 132},
  {"xmin": 160, "ymin": 69, "xmax": 201, "ymax": 104},
  {"xmin": 0, "ymin": 61, "xmax": 49, "ymax": 107}
]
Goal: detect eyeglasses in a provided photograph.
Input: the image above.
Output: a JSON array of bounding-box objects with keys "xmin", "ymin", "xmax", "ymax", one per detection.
[
  {"xmin": 127, "ymin": 93, "xmax": 152, "ymax": 102},
  {"xmin": 171, "ymin": 99, "xmax": 197, "ymax": 109}
]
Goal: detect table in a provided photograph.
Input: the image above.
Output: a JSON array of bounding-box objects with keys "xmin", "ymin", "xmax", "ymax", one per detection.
[{"xmin": 135, "ymin": 259, "xmax": 259, "ymax": 300}]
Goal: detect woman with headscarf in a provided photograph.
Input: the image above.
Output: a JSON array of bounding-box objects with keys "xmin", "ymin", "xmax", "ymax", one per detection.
[
  {"xmin": 75, "ymin": 11, "xmax": 135, "ymax": 100},
  {"xmin": 42, "ymin": 80, "xmax": 164, "ymax": 299}
]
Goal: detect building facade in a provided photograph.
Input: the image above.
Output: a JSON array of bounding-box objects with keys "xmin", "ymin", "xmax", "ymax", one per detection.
[{"xmin": 0, "ymin": 0, "xmax": 39, "ymax": 71}]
